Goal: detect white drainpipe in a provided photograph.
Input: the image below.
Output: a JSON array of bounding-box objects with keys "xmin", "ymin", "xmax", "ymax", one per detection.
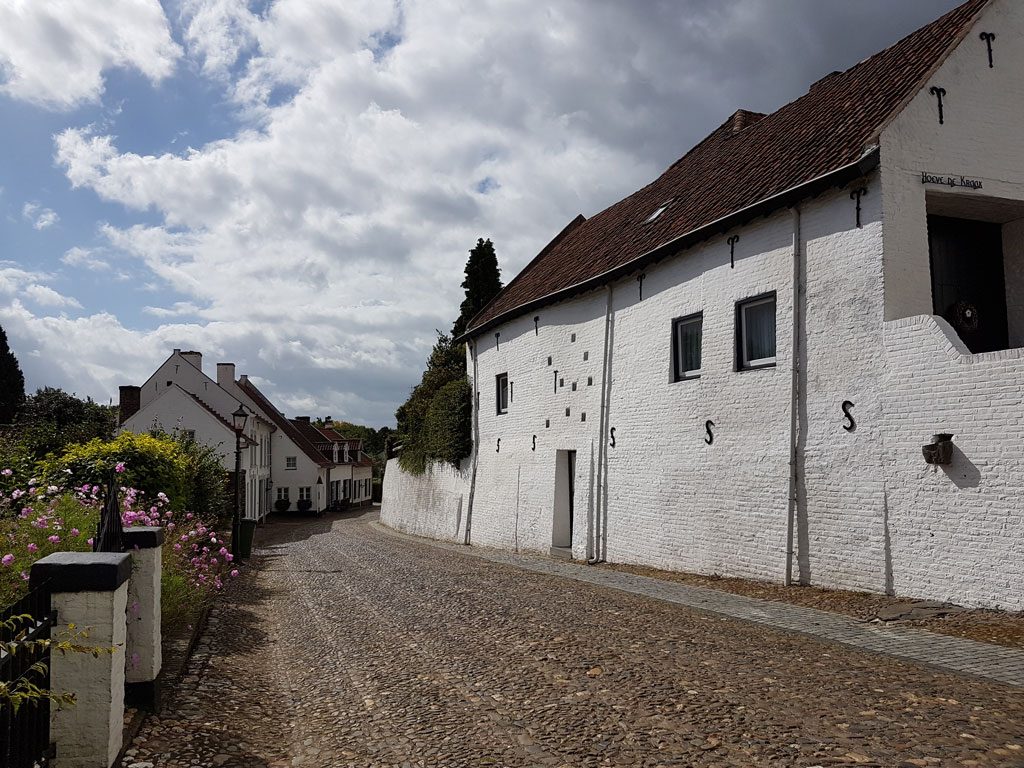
[
  {"xmin": 786, "ymin": 205, "xmax": 803, "ymax": 586},
  {"xmin": 464, "ymin": 339, "xmax": 480, "ymax": 545},
  {"xmin": 589, "ymin": 284, "xmax": 615, "ymax": 564}
]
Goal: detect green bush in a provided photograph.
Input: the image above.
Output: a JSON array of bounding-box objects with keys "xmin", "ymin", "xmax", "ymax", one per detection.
[
  {"xmin": 39, "ymin": 432, "xmax": 189, "ymax": 510},
  {"xmin": 424, "ymin": 377, "xmax": 471, "ymax": 466}
]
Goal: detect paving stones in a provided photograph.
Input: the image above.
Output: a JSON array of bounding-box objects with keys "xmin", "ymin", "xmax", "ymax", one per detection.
[{"xmin": 125, "ymin": 510, "xmax": 1024, "ymax": 767}]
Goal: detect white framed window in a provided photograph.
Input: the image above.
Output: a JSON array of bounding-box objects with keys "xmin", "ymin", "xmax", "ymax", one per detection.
[
  {"xmin": 737, "ymin": 293, "xmax": 777, "ymax": 370},
  {"xmin": 299, "ymin": 486, "xmax": 311, "ymax": 501},
  {"xmin": 495, "ymin": 373, "xmax": 509, "ymax": 415},
  {"xmin": 285, "ymin": 456, "xmax": 297, "ymax": 470},
  {"xmin": 671, "ymin": 312, "xmax": 702, "ymax": 381},
  {"xmin": 276, "ymin": 487, "xmax": 289, "ymax": 501},
  {"xmin": 183, "ymin": 429, "xmax": 196, "ymax": 441}
]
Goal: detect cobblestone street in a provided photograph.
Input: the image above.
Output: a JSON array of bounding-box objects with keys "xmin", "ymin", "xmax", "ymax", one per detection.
[{"xmin": 124, "ymin": 510, "xmax": 1024, "ymax": 768}]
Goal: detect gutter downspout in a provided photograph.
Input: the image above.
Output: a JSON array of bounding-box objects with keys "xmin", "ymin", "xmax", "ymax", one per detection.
[
  {"xmin": 589, "ymin": 284, "xmax": 614, "ymax": 564},
  {"xmin": 785, "ymin": 205, "xmax": 803, "ymax": 586},
  {"xmin": 464, "ymin": 340, "xmax": 480, "ymax": 546}
]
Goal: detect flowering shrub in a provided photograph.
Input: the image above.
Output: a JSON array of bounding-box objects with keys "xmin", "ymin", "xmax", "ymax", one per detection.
[{"xmin": 0, "ymin": 464, "xmax": 237, "ymax": 627}]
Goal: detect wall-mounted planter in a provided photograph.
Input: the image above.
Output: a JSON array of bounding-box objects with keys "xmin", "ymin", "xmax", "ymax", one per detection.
[{"xmin": 922, "ymin": 433, "xmax": 954, "ymax": 465}]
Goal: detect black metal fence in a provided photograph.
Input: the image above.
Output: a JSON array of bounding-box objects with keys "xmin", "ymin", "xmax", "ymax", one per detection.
[{"xmin": 0, "ymin": 580, "xmax": 57, "ymax": 767}]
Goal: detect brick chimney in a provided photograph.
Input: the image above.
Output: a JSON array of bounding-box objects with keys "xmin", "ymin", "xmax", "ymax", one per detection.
[
  {"xmin": 179, "ymin": 350, "xmax": 202, "ymax": 371},
  {"xmin": 118, "ymin": 386, "xmax": 141, "ymax": 425},
  {"xmin": 217, "ymin": 363, "xmax": 235, "ymax": 388}
]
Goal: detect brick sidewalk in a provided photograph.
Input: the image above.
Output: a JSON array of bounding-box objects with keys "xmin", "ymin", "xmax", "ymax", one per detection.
[{"xmin": 373, "ymin": 521, "xmax": 1024, "ymax": 688}]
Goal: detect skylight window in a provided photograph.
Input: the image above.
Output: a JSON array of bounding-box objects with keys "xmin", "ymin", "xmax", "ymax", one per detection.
[{"xmin": 644, "ymin": 201, "xmax": 672, "ymax": 224}]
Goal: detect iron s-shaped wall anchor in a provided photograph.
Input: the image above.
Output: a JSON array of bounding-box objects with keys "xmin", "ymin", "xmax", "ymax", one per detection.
[
  {"xmin": 609, "ymin": 427, "xmax": 616, "ymax": 448},
  {"xmin": 704, "ymin": 420, "xmax": 715, "ymax": 445},
  {"xmin": 842, "ymin": 400, "xmax": 856, "ymax": 432}
]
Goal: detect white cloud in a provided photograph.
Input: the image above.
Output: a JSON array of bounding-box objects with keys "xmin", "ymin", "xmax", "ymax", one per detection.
[
  {"xmin": 0, "ymin": 0, "xmax": 181, "ymax": 109},
  {"xmin": 21, "ymin": 202, "xmax": 59, "ymax": 230},
  {"xmin": 0, "ymin": 265, "xmax": 82, "ymax": 310},
  {"xmin": 22, "ymin": 0, "xmax": 963, "ymax": 423},
  {"xmin": 61, "ymin": 247, "xmax": 110, "ymax": 271}
]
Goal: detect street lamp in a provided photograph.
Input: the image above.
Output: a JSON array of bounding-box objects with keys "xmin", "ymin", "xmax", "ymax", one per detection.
[{"xmin": 231, "ymin": 405, "xmax": 248, "ymax": 560}]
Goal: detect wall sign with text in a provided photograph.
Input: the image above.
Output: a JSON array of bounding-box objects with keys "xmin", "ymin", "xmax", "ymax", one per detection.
[{"xmin": 921, "ymin": 172, "xmax": 983, "ymax": 190}]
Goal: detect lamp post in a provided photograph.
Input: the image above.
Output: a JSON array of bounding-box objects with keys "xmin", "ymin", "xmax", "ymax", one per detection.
[{"xmin": 231, "ymin": 405, "xmax": 249, "ymax": 560}]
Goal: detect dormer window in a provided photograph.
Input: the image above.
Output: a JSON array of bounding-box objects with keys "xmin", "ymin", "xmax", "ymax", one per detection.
[{"xmin": 644, "ymin": 201, "xmax": 672, "ymax": 224}]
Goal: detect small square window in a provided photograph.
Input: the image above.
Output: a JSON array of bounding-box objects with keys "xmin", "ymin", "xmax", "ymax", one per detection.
[
  {"xmin": 545, "ymin": 419, "xmax": 550, "ymax": 428},
  {"xmin": 299, "ymin": 486, "xmax": 312, "ymax": 501},
  {"xmin": 583, "ymin": 351, "xmax": 589, "ymax": 361},
  {"xmin": 547, "ymin": 356, "xmax": 552, "ymax": 366},
  {"xmin": 737, "ymin": 294, "xmax": 777, "ymax": 370},
  {"xmin": 285, "ymin": 456, "xmax": 297, "ymax": 470},
  {"xmin": 571, "ymin": 381, "xmax": 577, "ymax": 391},
  {"xmin": 565, "ymin": 407, "xmax": 570, "ymax": 417},
  {"xmin": 496, "ymin": 373, "xmax": 509, "ymax": 415},
  {"xmin": 559, "ymin": 378, "xmax": 564, "ymax": 387},
  {"xmin": 571, "ymin": 333, "xmax": 576, "ymax": 343},
  {"xmin": 672, "ymin": 313, "xmax": 703, "ymax": 381},
  {"xmin": 581, "ymin": 412, "xmax": 586, "ymax": 422},
  {"xmin": 183, "ymin": 430, "xmax": 196, "ymax": 441},
  {"xmin": 276, "ymin": 487, "xmax": 289, "ymax": 500},
  {"xmin": 587, "ymin": 376, "xmax": 593, "ymax": 386}
]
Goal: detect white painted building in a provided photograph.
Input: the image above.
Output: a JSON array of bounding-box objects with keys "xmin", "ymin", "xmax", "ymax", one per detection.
[
  {"xmin": 119, "ymin": 350, "xmax": 373, "ymax": 516},
  {"xmin": 383, "ymin": 0, "xmax": 1024, "ymax": 610}
]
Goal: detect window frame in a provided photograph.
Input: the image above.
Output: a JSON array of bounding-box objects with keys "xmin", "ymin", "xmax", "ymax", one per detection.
[
  {"xmin": 671, "ymin": 312, "xmax": 703, "ymax": 382},
  {"xmin": 298, "ymin": 486, "xmax": 312, "ymax": 501},
  {"xmin": 285, "ymin": 456, "xmax": 297, "ymax": 470},
  {"xmin": 276, "ymin": 487, "xmax": 289, "ymax": 501},
  {"xmin": 495, "ymin": 372, "xmax": 509, "ymax": 415},
  {"xmin": 735, "ymin": 292, "xmax": 778, "ymax": 371}
]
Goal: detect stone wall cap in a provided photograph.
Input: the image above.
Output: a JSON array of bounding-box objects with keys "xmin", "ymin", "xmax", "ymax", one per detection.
[
  {"xmin": 123, "ymin": 526, "xmax": 165, "ymax": 548},
  {"xmin": 30, "ymin": 551, "xmax": 132, "ymax": 593}
]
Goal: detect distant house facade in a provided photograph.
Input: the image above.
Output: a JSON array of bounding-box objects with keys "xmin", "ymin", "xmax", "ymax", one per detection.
[
  {"xmin": 119, "ymin": 350, "xmax": 372, "ymax": 516},
  {"xmin": 384, "ymin": 0, "xmax": 1024, "ymax": 611}
]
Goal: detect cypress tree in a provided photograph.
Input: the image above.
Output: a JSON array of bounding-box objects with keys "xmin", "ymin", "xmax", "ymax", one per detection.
[
  {"xmin": 452, "ymin": 238, "xmax": 503, "ymax": 338},
  {"xmin": 0, "ymin": 324, "xmax": 25, "ymax": 424}
]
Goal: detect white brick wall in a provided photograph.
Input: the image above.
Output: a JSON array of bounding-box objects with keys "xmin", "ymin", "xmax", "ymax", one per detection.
[
  {"xmin": 380, "ymin": 458, "xmax": 470, "ymax": 543},
  {"xmin": 381, "ymin": 0, "xmax": 1024, "ymax": 610}
]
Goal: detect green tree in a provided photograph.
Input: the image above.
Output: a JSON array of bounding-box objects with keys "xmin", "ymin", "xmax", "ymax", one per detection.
[
  {"xmin": 0, "ymin": 324, "xmax": 25, "ymax": 424},
  {"xmin": 452, "ymin": 238, "xmax": 503, "ymax": 339},
  {"xmin": 12, "ymin": 388, "xmax": 116, "ymax": 461},
  {"xmin": 395, "ymin": 333, "xmax": 471, "ymax": 474}
]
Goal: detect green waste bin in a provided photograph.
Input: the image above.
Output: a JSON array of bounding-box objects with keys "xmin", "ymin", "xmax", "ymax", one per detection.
[{"xmin": 239, "ymin": 519, "xmax": 257, "ymax": 559}]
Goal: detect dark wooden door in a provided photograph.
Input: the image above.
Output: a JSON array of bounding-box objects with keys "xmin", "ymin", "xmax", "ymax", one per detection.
[{"xmin": 928, "ymin": 215, "xmax": 1008, "ymax": 353}]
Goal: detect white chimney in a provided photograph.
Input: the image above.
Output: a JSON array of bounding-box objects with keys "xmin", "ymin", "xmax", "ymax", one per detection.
[{"xmin": 217, "ymin": 363, "xmax": 235, "ymax": 387}]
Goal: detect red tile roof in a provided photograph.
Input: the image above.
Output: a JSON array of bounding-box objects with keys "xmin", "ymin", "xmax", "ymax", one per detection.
[
  {"xmin": 236, "ymin": 380, "xmax": 331, "ymax": 467},
  {"xmin": 465, "ymin": 0, "xmax": 988, "ymax": 336}
]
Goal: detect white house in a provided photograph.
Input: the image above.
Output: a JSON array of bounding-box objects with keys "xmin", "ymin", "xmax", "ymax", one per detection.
[
  {"xmin": 119, "ymin": 350, "xmax": 371, "ymax": 516},
  {"xmin": 383, "ymin": 0, "xmax": 1024, "ymax": 611}
]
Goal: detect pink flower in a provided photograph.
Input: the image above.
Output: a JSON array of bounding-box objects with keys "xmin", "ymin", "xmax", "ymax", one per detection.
[
  {"xmin": 86, "ymin": 537, "xmax": 94, "ymax": 547},
  {"xmin": 173, "ymin": 543, "xmax": 182, "ymax": 551},
  {"xmin": 219, "ymin": 547, "xmax": 228, "ymax": 557},
  {"xmin": 70, "ymin": 528, "xmax": 80, "ymax": 537},
  {"xmin": 230, "ymin": 569, "xmax": 239, "ymax": 578},
  {"xmin": 1, "ymin": 554, "xmax": 14, "ymax": 566},
  {"xmin": 0, "ymin": 468, "xmax": 12, "ymax": 476},
  {"xmin": 115, "ymin": 462, "xmax": 126, "ymax": 473},
  {"xmin": 47, "ymin": 535, "xmax": 60, "ymax": 544},
  {"xmin": 20, "ymin": 571, "xmax": 29, "ymax": 581},
  {"xmin": 26, "ymin": 543, "xmax": 38, "ymax": 553}
]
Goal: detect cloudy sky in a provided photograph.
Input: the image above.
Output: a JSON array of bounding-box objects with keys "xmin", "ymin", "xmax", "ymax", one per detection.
[{"xmin": 0, "ymin": 0, "xmax": 962, "ymax": 426}]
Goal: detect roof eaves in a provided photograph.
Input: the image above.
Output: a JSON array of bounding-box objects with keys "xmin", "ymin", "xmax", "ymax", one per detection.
[{"xmin": 459, "ymin": 146, "xmax": 880, "ymax": 342}]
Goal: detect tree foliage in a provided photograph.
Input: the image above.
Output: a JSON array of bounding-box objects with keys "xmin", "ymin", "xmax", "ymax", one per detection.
[
  {"xmin": 0, "ymin": 324, "xmax": 25, "ymax": 425},
  {"xmin": 452, "ymin": 238, "xmax": 503, "ymax": 339},
  {"xmin": 396, "ymin": 333, "xmax": 471, "ymax": 474},
  {"xmin": 11, "ymin": 388, "xmax": 116, "ymax": 462}
]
